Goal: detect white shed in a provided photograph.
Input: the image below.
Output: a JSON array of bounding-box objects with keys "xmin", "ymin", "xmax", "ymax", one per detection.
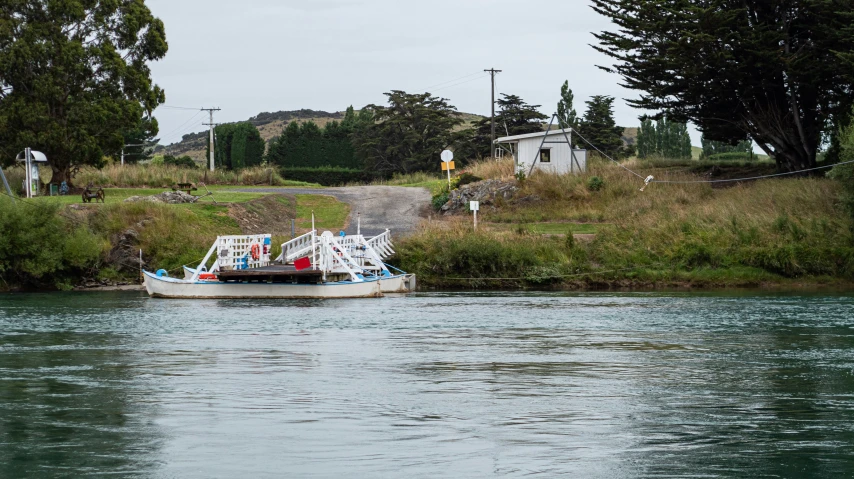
[{"xmin": 495, "ymin": 129, "xmax": 587, "ymax": 175}]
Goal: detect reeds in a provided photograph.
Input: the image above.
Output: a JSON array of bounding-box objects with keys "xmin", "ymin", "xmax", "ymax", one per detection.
[
  {"xmin": 465, "ymin": 157, "xmax": 515, "ymax": 180},
  {"xmin": 73, "ymin": 164, "xmax": 291, "ymax": 188}
]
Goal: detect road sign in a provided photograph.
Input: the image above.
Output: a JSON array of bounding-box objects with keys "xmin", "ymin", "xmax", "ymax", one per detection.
[
  {"xmin": 440, "ymin": 161, "xmax": 455, "ymax": 171},
  {"xmin": 469, "ymin": 201, "xmax": 479, "ymax": 211},
  {"xmin": 441, "ymin": 150, "xmax": 454, "ymax": 163}
]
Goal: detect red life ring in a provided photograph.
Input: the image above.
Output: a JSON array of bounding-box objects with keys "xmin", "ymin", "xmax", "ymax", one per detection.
[
  {"xmin": 199, "ymin": 273, "xmax": 217, "ymax": 280},
  {"xmin": 250, "ymin": 243, "xmax": 261, "ymax": 260}
]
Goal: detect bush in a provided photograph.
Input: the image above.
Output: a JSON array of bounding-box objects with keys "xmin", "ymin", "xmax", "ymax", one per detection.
[
  {"xmin": 0, "ymin": 197, "xmax": 103, "ymax": 290},
  {"xmin": 829, "ymin": 107, "xmax": 854, "ymax": 229},
  {"xmin": 432, "ymin": 192, "xmax": 449, "ymax": 211},
  {"xmin": 280, "ymin": 166, "xmax": 380, "ymax": 186},
  {"xmin": 163, "ymin": 155, "xmax": 198, "ymax": 169},
  {"xmin": 708, "ymin": 152, "xmax": 755, "ymax": 162},
  {"xmin": 587, "ymin": 176, "xmax": 604, "ymax": 191},
  {"xmin": 828, "ymin": 160, "xmax": 854, "ymax": 228}
]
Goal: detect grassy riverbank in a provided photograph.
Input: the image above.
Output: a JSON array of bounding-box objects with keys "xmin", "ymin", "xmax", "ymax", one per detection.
[
  {"xmin": 394, "ymin": 158, "xmax": 854, "ymax": 289},
  {"xmin": 0, "ymin": 191, "xmax": 349, "ymax": 291}
]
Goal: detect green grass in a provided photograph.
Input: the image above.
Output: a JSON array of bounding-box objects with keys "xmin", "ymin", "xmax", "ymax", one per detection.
[
  {"xmin": 488, "ymin": 222, "xmax": 602, "ymax": 235},
  {"xmin": 26, "ymin": 184, "xmax": 318, "ymax": 206},
  {"xmin": 295, "ymin": 194, "xmax": 350, "ymax": 230}
]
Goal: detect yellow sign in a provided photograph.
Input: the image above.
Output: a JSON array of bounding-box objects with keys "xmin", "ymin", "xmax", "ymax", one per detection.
[{"xmin": 441, "ymin": 161, "xmax": 455, "ymax": 171}]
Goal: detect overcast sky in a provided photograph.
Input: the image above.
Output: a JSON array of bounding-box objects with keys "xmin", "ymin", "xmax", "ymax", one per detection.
[{"xmin": 147, "ymin": 0, "xmax": 701, "ymax": 146}]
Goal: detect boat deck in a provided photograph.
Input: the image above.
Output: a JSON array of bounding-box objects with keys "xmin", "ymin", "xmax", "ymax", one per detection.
[{"xmin": 216, "ymin": 264, "xmax": 327, "ymax": 283}]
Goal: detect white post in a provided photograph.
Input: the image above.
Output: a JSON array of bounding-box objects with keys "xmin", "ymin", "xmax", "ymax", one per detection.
[
  {"xmin": 357, "ymin": 212, "xmax": 361, "ymax": 236},
  {"xmin": 446, "ymin": 166, "xmax": 451, "ymax": 191},
  {"xmin": 24, "ymin": 147, "xmax": 32, "ymax": 198},
  {"xmin": 474, "ymin": 209, "xmax": 478, "ymax": 231},
  {"xmin": 311, "ymin": 212, "xmax": 316, "ymax": 266},
  {"xmin": 121, "ymin": 148, "xmax": 125, "ymax": 166}
]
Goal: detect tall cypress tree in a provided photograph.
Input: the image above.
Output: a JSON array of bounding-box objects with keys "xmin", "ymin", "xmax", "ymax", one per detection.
[
  {"xmin": 591, "ymin": 0, "xmax": 854, "ymax": 171},
  {"xmin": 637, "ymin": 118, "xmax": 656, "ymax": 158},
  {"xmin": 557, "ymin": 81, "xmax": 578, "ymax": 130}
]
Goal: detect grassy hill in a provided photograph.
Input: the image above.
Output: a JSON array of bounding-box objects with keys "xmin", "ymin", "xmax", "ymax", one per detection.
[{"xmin": 159, "ymin": 109, "xmax": 348, "ymax": 164}]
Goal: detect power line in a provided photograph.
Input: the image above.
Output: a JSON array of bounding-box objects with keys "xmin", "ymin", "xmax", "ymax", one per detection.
[
  {"xmin": 158, "ymin": 110, "xmax": 205, "ymax": 142},
  {"xmin": 416, "ymin": 71, "xmax": 484, "ymax": 92},
  {"xmin": 431, "ymin": 74, "xmax": 489, "ymax": 93},
  {"xmin": 652, "ymin": 160, "xmax": 854, "ymax": 183},
  {"xmin": 159, "ymin": 105, "xmax": 202, "ymax": 111},
  {"xmin": 160, "ymin": 121, "xmax": 206, "ymax": 147}
]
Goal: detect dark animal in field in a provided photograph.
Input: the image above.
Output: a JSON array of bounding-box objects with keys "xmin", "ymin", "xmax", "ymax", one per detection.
[{"xmin": 82, "ymin": 185, "xmax": 105, "ymax": 203}]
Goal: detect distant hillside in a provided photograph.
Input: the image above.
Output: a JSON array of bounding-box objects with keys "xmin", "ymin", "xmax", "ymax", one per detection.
[
  {"xmin": 160, "ymin": 109, "xmax": 487, "ymax": 164},
  {"xmin": 159, "ymin": 109, "xmax": 347, "ymax": 163}
]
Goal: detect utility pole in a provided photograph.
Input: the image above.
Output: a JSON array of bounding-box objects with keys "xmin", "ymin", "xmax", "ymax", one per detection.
[
  {"xmin": 484, "ymin": 68, "xmax": 502, "ymax": 158},
  {"xmin": 201, "ymin": 107, "xmax": 221, "ymax": 171},
  {"xmin": 121, "ymin": 143, "xmax": 147, "ymax": 166}
]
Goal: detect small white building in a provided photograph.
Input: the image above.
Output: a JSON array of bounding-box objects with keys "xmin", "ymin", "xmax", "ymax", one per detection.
[{"xmin": 495, "ymin": 129, "xmax": 587, "ymax": 175}]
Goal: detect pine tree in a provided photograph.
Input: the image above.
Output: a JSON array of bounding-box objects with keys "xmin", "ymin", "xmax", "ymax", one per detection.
[
  {"xmin": 465, "ymin": 94, "xmax": 548, "ymax": 159},
  {"xmin": 577, "ymin": 96, "xmax": 626, "ymax": 158},
  {"xmin": 557, "ymin": 81, "xmax": 578, "ymax": 130}
]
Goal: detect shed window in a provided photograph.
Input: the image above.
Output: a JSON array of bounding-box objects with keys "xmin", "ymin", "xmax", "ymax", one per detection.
[{"xmin": 539, "ymin": 148, "xmax": 551, "ymax": 163}]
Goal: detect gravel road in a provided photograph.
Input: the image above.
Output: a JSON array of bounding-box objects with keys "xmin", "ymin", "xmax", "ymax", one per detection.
[{"xmin": 239, "ymin": 186, "xmax": 432, "ymax": 236}]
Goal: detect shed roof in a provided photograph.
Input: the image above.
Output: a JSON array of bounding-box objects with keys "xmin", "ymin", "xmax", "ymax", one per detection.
[{"xmin": 494, "ymin": 128, "xmax": 573, "ymax": 143}]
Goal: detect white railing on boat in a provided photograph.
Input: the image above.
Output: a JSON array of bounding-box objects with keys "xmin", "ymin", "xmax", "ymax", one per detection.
[
  {"xmin": 366, "ymin": 230, "xmax": 394, "ymax": 260},
  {"xmin": 216, "ymin": 234, "xmax": 272, "ymax": 271},
  {"xmin": 277, "ymin": 231, "xmax": 315, "ymax": 264},
  {"xmin": 189, "ymin": 234, "xmax": 272, "ymax": 282}
]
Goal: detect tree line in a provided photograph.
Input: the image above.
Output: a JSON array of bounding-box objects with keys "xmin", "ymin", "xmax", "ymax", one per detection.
[{"xmin": 5, "ymin": 0, "xmax": 853, "ymax": 183}]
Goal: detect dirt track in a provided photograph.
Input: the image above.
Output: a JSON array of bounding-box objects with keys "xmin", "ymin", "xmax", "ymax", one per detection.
[{"xmin": 239, "ymin": 186, "xmax": 432, "ymax": 236}]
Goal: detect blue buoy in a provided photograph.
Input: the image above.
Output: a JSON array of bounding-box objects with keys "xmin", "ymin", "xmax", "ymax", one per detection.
[
  {"xmin": 339, "ymin": 230, "xmax": 346, "ymax": 237},
  {"xmin": 156, "ymin": 269, "xmax": 168, "ymax": 278}
]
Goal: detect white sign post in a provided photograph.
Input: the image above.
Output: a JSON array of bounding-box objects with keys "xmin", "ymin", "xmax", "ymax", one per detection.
[
  {"xmin": 470, "ymin": 200, "xmax": 479, "ymax": 231},
  {"xmin": 441, "ymin": 149, "xmax": 454, "ymax": 190}
]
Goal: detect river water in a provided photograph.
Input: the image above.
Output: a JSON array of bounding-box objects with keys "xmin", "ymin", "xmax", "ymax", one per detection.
[{"xmin": 1, "ymin": 291, "xmax": 853, "ymax": 478}]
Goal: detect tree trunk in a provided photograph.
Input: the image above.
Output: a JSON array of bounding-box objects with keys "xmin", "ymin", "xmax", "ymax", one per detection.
[
  {"xmin": 768, "ymin": 144, "xmax": 817, "ymax": 173},
  {"xmin": 52, "ymin": 164, "xmax": 74, "ymax": 188}
]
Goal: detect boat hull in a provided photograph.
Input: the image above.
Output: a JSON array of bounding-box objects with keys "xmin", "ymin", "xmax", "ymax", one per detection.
[
  {"xmin": 144, "ymin": 271, "xmax": 382, "ymax": 299},
  {"xmin": 379, "ymin": 274, "xmax": 416, "ymax": 293},
  {"xmin": 182, "ymin": 267, "xmax": 416, "ymax": 293}
]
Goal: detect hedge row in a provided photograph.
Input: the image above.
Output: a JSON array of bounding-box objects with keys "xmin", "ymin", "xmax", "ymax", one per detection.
[
  {"xmin": 708, "ymin": 152, "xmax": 756, "ymax": 162},
  {"xmin": 280, "ymin": 167, "xmax": 382, "ymax": 186}
]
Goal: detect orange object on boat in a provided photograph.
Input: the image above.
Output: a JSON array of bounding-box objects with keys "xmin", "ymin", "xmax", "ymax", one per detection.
[{"xmin": 198, "ymin": 273, "xmax": 217, "ymax": 280}]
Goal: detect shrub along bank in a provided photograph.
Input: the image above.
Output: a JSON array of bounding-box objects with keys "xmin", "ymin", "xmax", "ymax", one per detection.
[{"xmin": 280, "ymin": 166, "xmax": 381, "ymax": 186}]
